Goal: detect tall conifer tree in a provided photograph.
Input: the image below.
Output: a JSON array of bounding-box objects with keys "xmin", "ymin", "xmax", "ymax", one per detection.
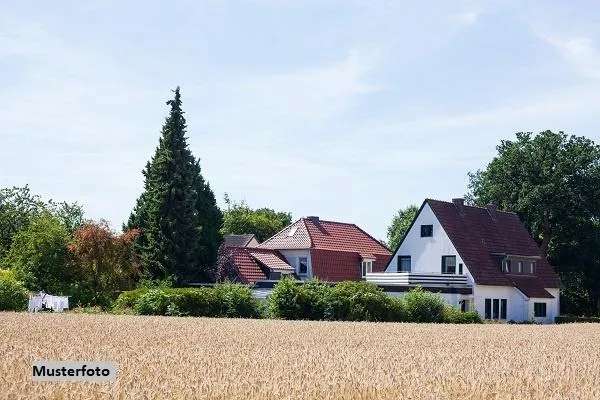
[{"xmin": 128, "ymin": 87, "xmax": 222, "ymax": 282}]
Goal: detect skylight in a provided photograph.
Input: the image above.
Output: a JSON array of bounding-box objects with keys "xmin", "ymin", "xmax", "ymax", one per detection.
[{"xmin": 287, "ymin": 226, "xmax": 298, "ymax": 237}]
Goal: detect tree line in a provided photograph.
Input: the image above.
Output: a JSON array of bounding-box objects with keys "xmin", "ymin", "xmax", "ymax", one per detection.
[{"xmin": 0, "ymin": 87, "xmax": 598, "ymax": 316}]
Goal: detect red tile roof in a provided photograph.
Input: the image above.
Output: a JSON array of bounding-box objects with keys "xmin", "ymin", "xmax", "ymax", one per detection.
[
  {"xmin": 227, "ymin": 247, "xmax": 293, "ymax": 284},
  {"xmin": 259, "ymin": 217, "xmax": 391, "ymax": 281},
  {"xmin": 425, "ymin": 199, "xmax": 560, "ymax": 288},
  {"xmin": 247, "ymin": 248, "xmax": 294, "ymax": 273},
  {"xmin": 260, "ymin": 217, "xmax": 390, "ymax": 254}
]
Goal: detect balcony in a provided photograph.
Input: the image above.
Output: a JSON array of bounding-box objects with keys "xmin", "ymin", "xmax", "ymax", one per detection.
[{"xmin": 365, "ymin": 272, "xmax": 469, "ymax": 287}]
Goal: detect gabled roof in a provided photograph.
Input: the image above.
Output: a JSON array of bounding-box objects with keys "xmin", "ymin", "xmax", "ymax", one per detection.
[
  {"xmin": 228, "ymin": 247, "xmax": 293, "ymax": 284},
  {"xmin": 223, "ymin": 234, "xmax": 258, "ymax": 248},
  {"xmin": 421, "ymin": 199, "xmax": 559, "ymax": 288},
  {"xmin": 259, "ymin": 217, "xmax": 391, "ymax": 255}
]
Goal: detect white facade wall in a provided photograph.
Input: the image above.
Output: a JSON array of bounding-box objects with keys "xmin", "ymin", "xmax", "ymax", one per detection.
[
  {"xmin": 386, "ymin": 203, "xmax": 474, "ymax": 285},
  {"xmin": 279, "ymin": 249, "xmax": 312, "ymax": 280},
  {"xmin": 473, "ymin": 285, "xmax": 528, "ymax": 322},
  {"xmin": 528, "ymin": 288, "xmax": 560, "ymax": 324}
]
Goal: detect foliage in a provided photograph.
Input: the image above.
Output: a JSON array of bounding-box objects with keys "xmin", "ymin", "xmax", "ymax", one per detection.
[
  {"xmin": 468, "ymin": 131, "xmax": 600, "ymax": 315},
  {"xmin": 221, "ymin": 196, "xmax": 292, "ymax": 242},
  {"xmin": 128, "ymin": 87, "xmax": 223, "ymax": 284},
  {"xmin": 129, "ymin": 284, "xmax": 260, "ymax": 318},
  {"xmin": 442, "ymin": 306, "xmax": 482, "ymax": 324},
  {"xmin": 212, "ymin": 282, "xmax": 260, "ymax": 318},
  {"xmin": 4, "ymin": 213, "xmax": 71, "ymax": 294},
  {"xmin": 386, "ymin": 205, "xmax": 419, "ymax": 250},
  {"xmin": 68, "ymin": 221, "xmax": 141, "ymax": 308},
  {"xmin": 402, "ymin": 287, "xmax": 447, "ymax": 323},
  {"xmin": 0, "ymin": 273, "xmax": 28, "ymax": 311},
  {"xmin": 113, "ymin": 288, "xmax": 149, "ymax": 311},
  {"xmin": 0, "ymin": 186, "xmax": 84, "ymax": 261},
  {"xmin": 325, "ymin": 281, "xmax": 397, "ymax": 322},
  {"xmin": 555, "ymin": 315, "xmax": 600, "ymax": 323},
  {"xmin": 267, "ymin": 278, "xmax": 329, "ymax": 320}
]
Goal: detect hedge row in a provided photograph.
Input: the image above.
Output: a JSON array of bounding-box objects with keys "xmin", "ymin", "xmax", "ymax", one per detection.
[
  {"xmin": 114, "ymin": 283, "xmax": 261, "ymax": 318},
  {"xmin": 267, "ymin": 278, "xmax": 481, "ymax": 323},
  {"xmin": 555, "ymin": 315, "xmax": 600, "ymax": 324}
]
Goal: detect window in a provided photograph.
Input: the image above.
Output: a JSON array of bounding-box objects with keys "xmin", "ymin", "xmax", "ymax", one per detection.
[
  {"xmin": 517, "ymin": 261, "xmax": 523, "ymax": 273},
  {"xmin": 485, "ymin": 299, "xmax": 491, "ymax": 319},
  {"xmin": 397, "ymin": 256, "xmax": 411, "ymax": 272},
  {"xmin": 458, "ymin": 263, "xmax": 463, "ymax": 275},
  {"xmin": 484, "ymin": 298, "xmax": 508, "ymax": 320},
  {"xmin": 441, "ymin": 256, "xmax": 456, "ymax": 274},
  {"xmin": 361, "ymin": 260, "xmax": 373, "ymax": 277},
  {"xmin": 420, "ymin": 225, "xmax": 433, "ymax": 237},
  {"xmin": 503, "ymin": 259, "xmax": 512, "ymax": 273},
  {"xmin": 493, "ymin": 299, "xmax": 499, "ymax": 319},
  {"xmin": 530, "ymin": 262, "xmax": 536, "ymax": 274},
  {"xmin": 534, "ymin": 302, "xmax": 546, "ymax": 318},
  {"xmin": 287, "ymin": 226, "xmax": 298, "ymax": 237},
  {"xmin": 298, "ymin": 257, "xmax": 308, "ymax": 275}
]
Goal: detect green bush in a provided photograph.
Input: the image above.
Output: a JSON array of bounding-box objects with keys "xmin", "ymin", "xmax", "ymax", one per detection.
[
  {"xmin": 0, "ymin": 274, "xmax": 29, "ymax": 311},
  {"xmin": 129, "ymin": 284, "xmax": 260, "ymax": 318},
  {"xmin": 402, "ymin": 287, "xmax": 447, "ymax": 323},
  {"xmin": 213, "ymin": 283, "xmax": 260, "ymax": 318},
  {"xmin": 113, "ymin": 288, "xmax": 149, "ymax": 311},
  {"xmin": 135, "ymin": 289, "xmax": 175, "ymax": 316},
  {"xmin": 443, "ymin": 306, "xmax": 482, "ymax": 324},
  {"xmin": 268, "ymin": 278, "xmax": 331, "ymax": 320},
  {"xmin": 325, "ymin": 281, "xmax": 395, "ymax": 322}
]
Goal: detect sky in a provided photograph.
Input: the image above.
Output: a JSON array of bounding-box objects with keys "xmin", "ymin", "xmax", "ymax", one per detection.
[{"xmin": 2, "ymin": 1, "xmax": 600, "ymax": 240}]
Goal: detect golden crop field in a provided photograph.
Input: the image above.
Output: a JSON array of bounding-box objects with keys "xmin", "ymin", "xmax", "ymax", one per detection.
[{"xmin": 1, "ymin": 313, "xmax": 599, "ymax": 400}]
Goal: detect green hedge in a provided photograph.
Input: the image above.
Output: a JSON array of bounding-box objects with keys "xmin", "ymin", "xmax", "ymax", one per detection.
[
  {"xmin": 267, "ymin": 278, "xmax": 478, "ymax": 323},
  {"xmin": 118, "ymin": 284, "xmax": 260, "ymax": 318},
  {"xmin": 555, "ymin": 315, "xmax": 600, "ymax": 324},
  {"xmin": 0, "ymin": 273, "xmax": 29, "ymax": 311}
]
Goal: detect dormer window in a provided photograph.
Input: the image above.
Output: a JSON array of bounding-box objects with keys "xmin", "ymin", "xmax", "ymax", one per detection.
[{"xmin": 420, "ymin": 225, "xmax": 433, "ymax": 237}]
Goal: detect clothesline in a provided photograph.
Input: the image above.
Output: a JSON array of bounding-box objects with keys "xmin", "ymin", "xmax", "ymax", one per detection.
[{"xmin": 28, "ymin": 292, "xmax": 69, "ymax": 313}]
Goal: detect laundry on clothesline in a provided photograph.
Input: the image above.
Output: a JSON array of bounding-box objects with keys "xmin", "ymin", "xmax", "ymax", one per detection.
[{"xmin": 28, "ymin": 292, "xmax": 69, "ymax": 313}]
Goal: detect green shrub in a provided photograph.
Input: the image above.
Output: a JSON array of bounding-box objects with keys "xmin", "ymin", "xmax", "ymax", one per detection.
[
  {"xmin": 267, "ymin": 277, "xmax": 303, "ymax": 319},
  {"xmin": 268, "ymin": 278, "xmax": 331, "ymax": 320},
  {"xmin": 442, "ymin": 306, "xmax": 482, "ymax": 324},
  {"xmin": 387, "ymin": 296, "xmax": 408, "ymax": 322},
  {"xmin": 0, "ymin": 274, "xmax": 29, "ymax": 311},
  {"xmin": 402, "ymin": 287, "xmax": 446, "ymax": 323},
  {"xmin": 113, "ymin": 288, "xmax": 149, "ymax": 311},
  {"xmin": 325, "ymin": 281, "xmax": 394, "ymax": 322},
  {"xmin": 172, "ymin": 288, "xmax": 218, "ymax": 317},
  {"xmin": 213, "ymin": 283, "xmax": 260, "ymax": 318},
  {"xmin": 130, "ymin": 285, "xmax": 260, "ymax": 318},
  {"xmin": 135, "ymin": 289, "xmax": 174, "ymax": 316}
]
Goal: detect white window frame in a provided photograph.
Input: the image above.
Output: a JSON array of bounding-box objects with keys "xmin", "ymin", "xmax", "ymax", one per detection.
[{"xmin": 361, "ymin": 260, "xmax": 373, "ymax": 277}]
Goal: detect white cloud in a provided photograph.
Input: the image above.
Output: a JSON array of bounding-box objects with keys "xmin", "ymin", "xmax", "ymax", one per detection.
[{"xmin": 537, "ymin": 34, "xmax": 600, "ymax": 80}]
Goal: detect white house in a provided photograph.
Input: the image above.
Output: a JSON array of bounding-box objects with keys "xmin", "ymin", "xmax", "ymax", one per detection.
[{"xmin": 366, "ymin": 198, "xmax": 560, "ymax": 323}]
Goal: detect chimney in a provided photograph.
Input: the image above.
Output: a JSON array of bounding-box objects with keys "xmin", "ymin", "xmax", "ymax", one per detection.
[
  {"xmin": 307, "ymin": 216, "xmax": 320, "ymax": 223},
  {"xmin": 452, "ymin": 198, "xmax": 465, "ymax": 207}
]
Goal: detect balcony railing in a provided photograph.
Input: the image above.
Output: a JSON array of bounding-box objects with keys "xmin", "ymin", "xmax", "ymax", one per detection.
[{"xmin": 365, "ymin": 272, "xmax": 469, "ymax": 286}]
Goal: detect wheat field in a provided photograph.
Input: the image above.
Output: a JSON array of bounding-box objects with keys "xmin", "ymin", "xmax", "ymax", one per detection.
[{"xmin": 1, "ymin": 313, "xmax": 599, "ymax": 399}]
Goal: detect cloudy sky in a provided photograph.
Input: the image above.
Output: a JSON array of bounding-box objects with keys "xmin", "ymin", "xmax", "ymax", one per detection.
[{"xmin": 2, "ymin": 1, "xmax": 600, "ymax": 240}]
